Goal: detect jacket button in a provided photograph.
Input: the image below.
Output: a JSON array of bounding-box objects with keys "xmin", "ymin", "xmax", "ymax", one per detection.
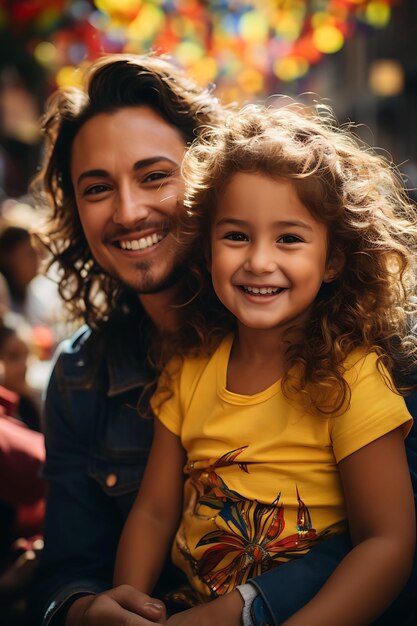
[{"xmin": 105, "ymin": 473, "xmax": 118, "ymax": 487}]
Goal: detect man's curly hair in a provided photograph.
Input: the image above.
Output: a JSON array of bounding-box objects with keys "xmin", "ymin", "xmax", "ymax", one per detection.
[
  {"xmin": 31, "ymin": 53, "xmax": 225, "ymax": 330},
  {"xmin": 175, "ymin": 101, "xmax": 417, "ymax": 414}
]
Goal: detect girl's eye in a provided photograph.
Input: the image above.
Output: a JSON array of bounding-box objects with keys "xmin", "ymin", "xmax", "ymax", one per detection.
[
  {"xmin": 278, "ymin": 234, "xmax": 302, "ymax": 244},
  {"xmin": 224, "ymin": 232, "xmax": 248, "ymax": 242}
]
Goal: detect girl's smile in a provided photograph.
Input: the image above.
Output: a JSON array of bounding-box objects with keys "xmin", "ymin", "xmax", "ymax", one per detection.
[
  {"xmin": 241, "ymin": 285, "xmax": 284, "ymax": 295},
  {"xmin": 211, "ymin": 172, "xmax": 337, "ymax": 337}
]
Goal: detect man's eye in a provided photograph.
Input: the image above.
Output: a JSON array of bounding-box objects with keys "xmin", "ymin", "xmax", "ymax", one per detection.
[
  {"xmin": 278, "ymin": 234, "xmax": 302, "ymax": 244},
  {"xmin": 144, "ymin": 171, "xmax": 172, "ymax": 183},
  {"xmin": 224, "ymin": 232, "xmax": 248, "ymax": 241},
  {"xmin": 84, "ymin": 184, "xmax": 110, "ymax": 196}
]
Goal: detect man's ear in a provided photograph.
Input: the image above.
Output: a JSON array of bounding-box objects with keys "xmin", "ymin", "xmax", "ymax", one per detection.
[{"xmin": 323, "ymin": 248, "xmax": 345, "ymax": 283}]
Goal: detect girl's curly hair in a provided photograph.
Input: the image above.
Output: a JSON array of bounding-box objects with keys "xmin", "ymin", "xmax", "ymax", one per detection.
[
  {"xmin": 31, "ymin": 53, "xmax": 225, "ymax": 330},
  {"xmin": 174, "ymin": 101, "xmax": 417, "ymax": 415}
]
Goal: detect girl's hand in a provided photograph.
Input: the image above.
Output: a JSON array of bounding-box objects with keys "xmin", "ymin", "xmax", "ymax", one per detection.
[{"xmin": 166, "ymin": 590, "xmax": 243, "ymax": 626}]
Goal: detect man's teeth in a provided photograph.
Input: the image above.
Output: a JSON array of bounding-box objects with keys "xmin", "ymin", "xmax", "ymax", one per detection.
[
  {"xmin": 243, "ymin": 286, "xmax": 282, "ymax": 295},
  {"xmin": 119, "ymin": 233, "xmax": 162, "ymax": 250}
]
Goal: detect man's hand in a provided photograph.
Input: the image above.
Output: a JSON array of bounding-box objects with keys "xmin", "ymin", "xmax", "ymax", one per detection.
[
  {"xmin": 65, "ymin": 585, "xmax": 167, "ymax": 626},
  {"xmin": 166, "ymin": 590, "xmax": 244, "ymax": 626}
]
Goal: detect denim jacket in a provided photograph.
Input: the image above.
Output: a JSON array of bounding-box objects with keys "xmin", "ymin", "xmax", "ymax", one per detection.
[{"xmin": 34, "ymin": 319, "xmax": 417, "ymax": 626}]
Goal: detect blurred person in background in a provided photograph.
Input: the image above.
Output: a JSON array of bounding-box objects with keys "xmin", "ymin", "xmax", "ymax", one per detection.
[
  {"xmin": 0, "ymin": 320, "xmax": 41, "ymax": 432},
  {"xmin": 0, "ymin": 223, "xmax": 38, "ymax": 317},
  {"xmin": 0, "ymin": 271, "xmax": 11, "ymax": 318},
  {"xmin": 0, "ymin": 214, "xmax": 68, "ymax": 347}
]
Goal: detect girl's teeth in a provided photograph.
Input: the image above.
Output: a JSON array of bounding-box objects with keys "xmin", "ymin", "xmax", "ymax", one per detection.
[{"xmin": 244, "ymin": 286, "xmax": 280, "ymax": 294}]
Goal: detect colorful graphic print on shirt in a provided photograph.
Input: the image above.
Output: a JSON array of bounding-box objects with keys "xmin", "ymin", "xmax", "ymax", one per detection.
[{"xmin": 174, "ymin": 446, "xmax": 334, "ymax": 597}]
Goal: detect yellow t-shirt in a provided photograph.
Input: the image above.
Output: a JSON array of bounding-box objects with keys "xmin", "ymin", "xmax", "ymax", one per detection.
[{"xmin": 152, "ymin": 334, "xmax": 412, "ymax": 599}]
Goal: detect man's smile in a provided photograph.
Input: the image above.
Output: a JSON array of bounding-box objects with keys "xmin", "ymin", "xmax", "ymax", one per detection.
[{"xmin": 117, "ymin": 232, "xmax": 164, "ymax": 251}]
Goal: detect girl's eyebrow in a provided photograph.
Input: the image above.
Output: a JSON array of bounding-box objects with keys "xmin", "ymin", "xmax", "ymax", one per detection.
[
  {"xmin": 215, "ymin": 217, "xmax": 313, "ymax": 231},
  {"xmin": 76, "ymin": 157, "xmax": 179, "ymax": 187}
]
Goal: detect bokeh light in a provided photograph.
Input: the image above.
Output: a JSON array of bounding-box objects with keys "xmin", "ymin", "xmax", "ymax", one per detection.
[
  {"xmin": 366, "ymin": 1, "xmax": 391, "ymax": 28},
  {"xmin": 369, "ymin": 59, "xmax": 404, "ymax": 96},
  {"xmin": 0, "ymin": 0, "xmax": 400, "ymax": 100},
  {"xmin": 313, "ymin": 25, "xmax": 345, "ymax": 54}
]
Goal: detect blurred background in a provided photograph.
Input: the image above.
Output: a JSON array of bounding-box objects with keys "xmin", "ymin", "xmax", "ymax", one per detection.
[
  {"xmin": 0, "ymin": 1, "xmax": 416, "ymax": 621},
  {"xmin": 1, "ymin": 0, "xmax": 417, "ymax": 202}
]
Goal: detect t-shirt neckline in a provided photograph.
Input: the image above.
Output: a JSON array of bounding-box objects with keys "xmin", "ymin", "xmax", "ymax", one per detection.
[{"xmin": 217, "ymin": 334, "xmax": 282, "ymax": 405}]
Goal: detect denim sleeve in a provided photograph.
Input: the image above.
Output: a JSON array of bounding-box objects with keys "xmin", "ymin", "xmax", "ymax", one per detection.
[
  {"xmin": 250, "ymin": 533, "xmax": 351, "ymax": 625},
  {"xmin": 30, "ymin": 361, "xmax": 123, "ymax": 626}
]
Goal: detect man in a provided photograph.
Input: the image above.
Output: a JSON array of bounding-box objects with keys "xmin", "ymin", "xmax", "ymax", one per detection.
[{"xmin": 32, "ymin": 54, "xmax": 416, "ymax": 626}]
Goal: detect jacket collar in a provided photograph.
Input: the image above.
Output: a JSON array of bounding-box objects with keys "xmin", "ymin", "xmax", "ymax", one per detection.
[
  {"xmin": 106, "ymin": 338, "xmax": 151, "ymax": 397},
  {"xmin": 105, "ymin": 312, "xmax": 155, "ymax": 397},
  {"xmin": 70, "ymin": 314, "xmax": 154, "ymax": 397}
]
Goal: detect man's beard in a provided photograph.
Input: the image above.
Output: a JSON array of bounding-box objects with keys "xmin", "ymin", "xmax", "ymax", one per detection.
[{"xmin": 120, "ymin": 260, "xmax": 187, "ymax": 295}]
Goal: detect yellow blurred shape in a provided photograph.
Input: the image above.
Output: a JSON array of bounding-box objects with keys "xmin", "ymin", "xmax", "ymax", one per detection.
[
  {"xmin": 34, "ymin": 42, "xmax": 58, "ymax": 67},
  {"xmin": 273, "ymin": 56, "xmax": 309, "ymax": 82},
  {"xmin": 95, "ymin": 0, "xmax": 141, "ymax": 15},
  {"xmin": 275, "ymin": 11, "xmax": 303, "ymax": 41},
  {"xmin": 239, "ymin": 11, "xmax": 269, "ymax": 43},
  {"xmin": 236, "ymin": 67, "xmax": 264, "ymax": 93},
  {"xmin": 127, "ymin": 4, "xmax": 164, "ymax": 40},
  {"xmin": 311, "ymin": 11, "xmax": 333, "ymax": 28},
  {"xmin": 56, "ymin": 66, "xmax": 82, "ymax": 88},
  {"xmin": 365, "ymin": 2, "xmax": 391, "ymax": 28},
  {"xmin": 175, "ymin": 41, "xmax": 204, "ymax": 67},
  {"xmin": 189, "ymin": 57, "xmax": 218, "ymax": 85},
  {"xmin": 313, "ymin": 24, "xmax": 344, "ymax": 54},
  {"xmin": 369, "ymin": 59, "xmax": 404, "ymax": 96}
]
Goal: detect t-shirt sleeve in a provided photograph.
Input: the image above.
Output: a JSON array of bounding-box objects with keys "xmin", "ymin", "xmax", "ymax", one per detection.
[
  {"xmin": 329, "ymin": 352, "xmax": 413, "ymax": 463},
  {"xmin": 150, "ymin": 358, "xmax": 183, "ymax": 436}
]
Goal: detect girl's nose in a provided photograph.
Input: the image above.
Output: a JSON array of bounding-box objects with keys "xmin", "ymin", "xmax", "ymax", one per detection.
[{"xmin": 244, "ymin": 244, "xmax": 277, "ymax": 274}]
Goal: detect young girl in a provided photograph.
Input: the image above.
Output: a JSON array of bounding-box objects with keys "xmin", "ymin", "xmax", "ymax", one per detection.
[{"xmin": 114, "ymin": 103, "xmax": 416, "ymax": 626}]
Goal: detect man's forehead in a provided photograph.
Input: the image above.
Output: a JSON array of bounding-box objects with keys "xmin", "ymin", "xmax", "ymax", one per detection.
[
  {"xmin": 73, "ymin": 106, "xmax": 185, "ymax": 141},
  {"xmin": 70, "ymin": 107, "xmax": 186, "ymax": 177}
]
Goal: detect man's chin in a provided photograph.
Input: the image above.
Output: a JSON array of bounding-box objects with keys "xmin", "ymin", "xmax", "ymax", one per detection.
[{"xmin": 121, "ymin": 265, "xmax": 187, "ymax": 296}]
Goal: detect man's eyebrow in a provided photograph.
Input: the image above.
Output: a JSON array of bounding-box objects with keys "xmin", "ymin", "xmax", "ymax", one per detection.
[
  {"xmin": 215, "ymin": 217, "xmax": 313, "ymax": 230},
  {"xmin": 76, "ymin": 157, "xmax": 179, "ymax": 187},
  {"xmin": 76, "ymin": 169, "xmax": 109, "ymax": 187},
  {"xmin": 133, "ymin": 156, "xmax": 179, "ymax": 171}
]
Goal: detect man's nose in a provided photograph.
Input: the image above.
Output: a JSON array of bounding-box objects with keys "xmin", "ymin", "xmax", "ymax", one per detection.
[
  {"xmin": 244, "ymin": 244, "xmax": 277, "ymax": 274},
  {"xmin": 112, "ymin": 185, "xmax": 150, "ymax": 227}
]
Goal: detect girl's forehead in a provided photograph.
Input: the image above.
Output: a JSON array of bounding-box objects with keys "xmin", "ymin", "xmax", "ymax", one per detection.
[{"xmin": 214, "ymin": 172, "xmax": 326, "ymax": 228}]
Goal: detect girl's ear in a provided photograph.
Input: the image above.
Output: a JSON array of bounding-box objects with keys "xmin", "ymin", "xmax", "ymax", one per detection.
[{"xmin": 323, "ymin": 249, "xmax": 345, "ymax": 283}]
